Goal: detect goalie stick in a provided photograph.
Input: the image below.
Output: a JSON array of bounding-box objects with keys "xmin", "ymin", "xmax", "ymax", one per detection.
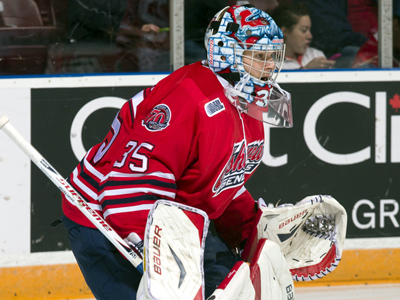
[{"xmin": 0, "ymin": 115, "xmax": 144, "ymax": 273}]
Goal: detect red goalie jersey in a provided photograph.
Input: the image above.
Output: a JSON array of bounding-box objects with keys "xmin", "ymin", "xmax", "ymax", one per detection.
[{"xmin": 62, "ymin": 62, "xmax": 265, "ymax": 247}]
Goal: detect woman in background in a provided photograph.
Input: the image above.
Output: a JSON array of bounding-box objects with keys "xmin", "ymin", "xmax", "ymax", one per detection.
[{"xmin": 271, "ymin": 3, "xmax": 336, "ymax": 69}]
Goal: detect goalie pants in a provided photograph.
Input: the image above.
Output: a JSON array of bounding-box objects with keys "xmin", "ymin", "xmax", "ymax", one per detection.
[{"xmin": 62, "ymin": 216, "xmax": 241, "ymax": 300}]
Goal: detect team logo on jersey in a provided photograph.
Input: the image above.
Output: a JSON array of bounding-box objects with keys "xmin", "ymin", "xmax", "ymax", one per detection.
[
  {"xmin": 213, "ymin": 140, "xmax": 264, "ymax": 196},
  {"xmin": 142, "ymin": 104, "xmax": 171, "ymax": 132}
]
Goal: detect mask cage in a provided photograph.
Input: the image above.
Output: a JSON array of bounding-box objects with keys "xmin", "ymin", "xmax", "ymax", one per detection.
[{"xmin": 233, "ymin": 43, "xmax": 285, "ymax": 83}]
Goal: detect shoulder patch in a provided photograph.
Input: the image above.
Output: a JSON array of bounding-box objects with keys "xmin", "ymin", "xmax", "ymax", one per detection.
[
  {"xmin": 205, "ymin": 98, "xmax": 225, "ymax": 117},
  {"xmin": 142, "ymin": 104, "xmax": 171, "ymax": 131}
]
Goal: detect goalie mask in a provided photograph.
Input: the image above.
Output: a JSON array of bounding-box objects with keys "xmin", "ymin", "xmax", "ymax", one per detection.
[{"xmin": 205, "ymin": 5, "xmax": 293, "ymax": 127}]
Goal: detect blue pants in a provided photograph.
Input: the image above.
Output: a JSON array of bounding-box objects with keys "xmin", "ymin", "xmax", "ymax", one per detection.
[{"xmin": 62, "ymin": 216, "xmax": 240, "ymax": 300}]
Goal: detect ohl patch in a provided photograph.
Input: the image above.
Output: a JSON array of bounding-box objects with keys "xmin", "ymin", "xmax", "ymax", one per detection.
[{"xmin": 205, "ymin": 98, "xmax": 225, "ymax": 117}]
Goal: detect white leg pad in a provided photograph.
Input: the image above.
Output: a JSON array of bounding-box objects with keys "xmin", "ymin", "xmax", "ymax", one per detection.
[
  {"xmin": 250, "ymin": 239, "xmax": 294, "ymax": 300},
  {"xmin": 207, "ymin": 261, "xmax": 255, "ymax": 300},
  {"xmin": 137, "ymin": 200, "xmax": 209, "ymax": 300},
  {"xmin": 208, "ymin": 239, "xmax": 294, "ymax": 300}
]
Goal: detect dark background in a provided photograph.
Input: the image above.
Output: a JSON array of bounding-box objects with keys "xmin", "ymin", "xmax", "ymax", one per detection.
[{"xmin": 31, "ymin": 81, "xmax": 400, "ymax": 252}]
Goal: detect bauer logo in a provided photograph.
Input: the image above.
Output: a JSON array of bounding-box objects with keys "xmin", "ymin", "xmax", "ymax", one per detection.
[
  {"xmin": 142, "ymin": 104, "xmax": 171, "ymax": 132},
  {"xmin": 213, "ymin": 140, "xmax": 264, "ymax": 195},
  {"xmin": 152, "ymin": 225, "xmax": 162, "ymax": 275}
]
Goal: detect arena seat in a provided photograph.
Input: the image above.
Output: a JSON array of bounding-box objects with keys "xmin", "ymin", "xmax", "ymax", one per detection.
[{"xmin": 0, "ymin": 0, "xmax": 43, "ymax": 27}]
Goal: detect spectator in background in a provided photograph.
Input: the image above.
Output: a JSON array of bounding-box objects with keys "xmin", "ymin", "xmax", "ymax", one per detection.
[
  {"xmin": 271, "ymin": 3, "xmax": 336, "ymax": 69},
  {"xmin": 352, "ymin": 1, "xmax": 400, "ymax": 68},
  {"xmin": 68, "ymin": 0, "xmax": 127, "ymax": 43},
  {"xmin": 46, "ymin": 0, "xmax": 128, "ymax": 74},
  {"xmin": 293, "ymin": 0, "xmax": 368, "ymax": 68},
  {"xmin": 347, "ymin": 0, "xmax": 378, "ymax": 38},
  {"xmin": 118, "ymin": 0, "xmax": 230, "ymax": 69},
  {"xmin": 184, "ymin": 1, "xmax": 230, "ymax": 65},
  {"xmin": 116, "ymin": 0, "xmax": 170, "ymax": 72}
]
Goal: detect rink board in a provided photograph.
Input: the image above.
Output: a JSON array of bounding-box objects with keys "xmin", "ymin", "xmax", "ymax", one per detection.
[
  {"xmin": 0, "ymin": 247, "xmax": 400, "ymax": 300},
  {"xmin": 0, "ymin": 70, "xmax": 400, "ymax": 299}
]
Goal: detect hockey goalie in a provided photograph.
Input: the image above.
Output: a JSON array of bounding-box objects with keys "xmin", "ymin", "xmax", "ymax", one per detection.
[{"xmin": 58, "ymin": 4, "xmax": 347, "ymax": 300}]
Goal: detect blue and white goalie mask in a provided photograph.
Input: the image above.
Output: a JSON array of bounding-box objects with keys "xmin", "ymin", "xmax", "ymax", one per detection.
[{"xmin": 205, "ymin": 5, "xmax": 293, "ymax": 127}]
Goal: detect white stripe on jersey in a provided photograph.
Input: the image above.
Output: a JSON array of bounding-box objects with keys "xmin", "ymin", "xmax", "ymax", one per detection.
[
  {"xmin": 109, "ymin": 171, "xmax": 176, "ymax": 181},
  {"xmin": 233, "ymin": 186, "xmax": 246, "ymax": 200},
  {"xmin": 130, "ymin": 89, "xmax": 147, "ymax": 119},
  {"xmin": 103, "ymin": 204, "xmax": 154, "ymax": 219},
  {"xmin": 98, "ymin": 187, "xmax": 176, "ymax": 201},
  {"xmin": 83, "ymin": 148, "xmax": 108, "ymax": 182},
  {"xmin": 72, "ymin": 167, "xmax": 99, "ymax": 201},
  {"xmin": 83, "ymin": 149, "xmax": 175, "ymax": 183},
  {"xmin": 88, "ymin": 202, "xmax": 102, "ymax": 211},
  {"xmin": 63, "ymin": 186, "xmax": 102, "ymax": 211}
]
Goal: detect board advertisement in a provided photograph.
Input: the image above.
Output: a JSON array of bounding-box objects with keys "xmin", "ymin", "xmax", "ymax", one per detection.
[{"xmin": 27, "ymin": 80, "xmax": 400, "ymax": 252}]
